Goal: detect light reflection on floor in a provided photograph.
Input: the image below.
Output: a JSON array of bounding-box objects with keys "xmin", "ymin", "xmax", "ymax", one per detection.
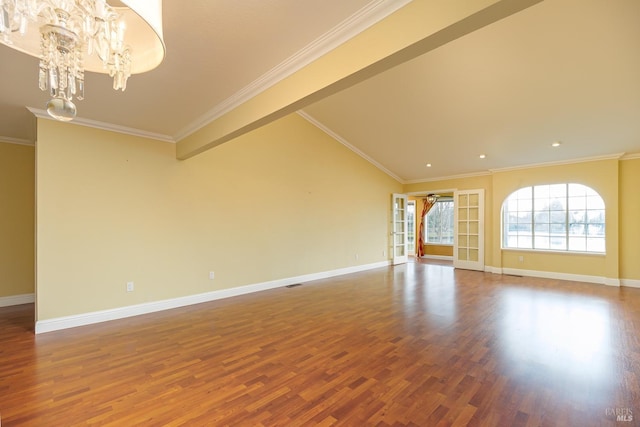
[
  {"xmin": 392, "ymin": 260, "xmax": 620, "ymax": 405},
  {"xmin": 498, "ymin": 286, "xmax": 616, "ymax": 399}
]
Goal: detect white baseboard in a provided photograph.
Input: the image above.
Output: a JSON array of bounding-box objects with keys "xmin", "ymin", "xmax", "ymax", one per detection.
[
  {"xmin": 0, "ymin": 293, "xmax": 35, "ymax": 307},
  {"xmin": 484, "ymin": 266, "xmax": 502, "ymax": 274},
  {"xmin": 621, "ymin": 278, "xmax": 640, "ymax": 288},
  {"xmin": 501, "ymin": 267, "xmax": 620, "ymax": 286},
  {"xmin": 35, "ymin": 261, "xmax": 390, "ymax": 334},
  {"xmin": 420, "ymin": 255, "xmax": 453, "ymax": 261}
]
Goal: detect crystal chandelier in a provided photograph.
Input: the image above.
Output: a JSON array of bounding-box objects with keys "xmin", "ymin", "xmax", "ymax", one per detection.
[{"xmin": 0, "ymin": 0, "xmax": 164, "ymax": 121}]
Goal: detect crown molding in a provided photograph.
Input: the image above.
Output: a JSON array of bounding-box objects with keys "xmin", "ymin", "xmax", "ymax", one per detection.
[
  {"xmin": 405, "ymin": 170, "xmax": 492, "ymax": 185},
  {"xmin": 27, "ymin": 107, "xmax": 175, "ymax": 143},
  {"xmin": 489, "ymin": 152, "xmax": 626, "ymax": 173},
  {"xmin": 407, "ymin": 152, "xmax": 628, "ymax": 184},
  {"xmin": 174, "ymin": 0, "xmax": 413, "ymax": 141},
  {"xmin": 298, "ymin": 111, "xmax": 404, "ymax": 183},
  {"xmin": 621, "ymin": 152, "xmax": 640, "ymax": 160},
  {"xmin": 0, "ymin": 135, "xmax": 34, "ymax": 146}
]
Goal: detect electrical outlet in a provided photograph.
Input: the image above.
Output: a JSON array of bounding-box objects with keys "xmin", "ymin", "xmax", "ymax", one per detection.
[
  {"xmin": 355, "ymin": 254, "xmax": 359, "ymax": 260},
  {"xmin": 519, "ymin": 256, "xmax": 524, "ymax": 262},
  {"xmin": 209, "ymin": 271, "xmax": 215, "ymax": 280},
  {"xmin": 126, "ymin": 281, "xmax": 134, "ymax": 292}
]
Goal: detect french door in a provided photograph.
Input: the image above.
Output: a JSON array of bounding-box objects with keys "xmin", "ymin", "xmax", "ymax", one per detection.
[
  {"xmin": 453, "ymin": 189, "xmax": 484, "ymax": 271},
  {"xmin": 391, "ymin": 193, "xmax": 408, "ymax": 265},
  {"xmin": 407, "ymin": 200, "xmax": 416, "ymax": 256}
]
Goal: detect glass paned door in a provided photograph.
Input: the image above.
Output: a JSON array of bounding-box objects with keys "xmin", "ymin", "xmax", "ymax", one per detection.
[
  {"xmin": 453, "ymin": 189, "xmax": 484, "ymax": 271},
  {"xmin": 391, "ymin": 193, "xmax": 408, "ymax": 265},
  {"xmin": 407, "ymin": 200, "xmax": 416, "ymax": 256}
]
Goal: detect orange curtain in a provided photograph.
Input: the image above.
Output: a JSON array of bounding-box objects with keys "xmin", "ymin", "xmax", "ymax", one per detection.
[{"xmin": 417, "ymin": 198, "xmax": 436, "ymax": 257}]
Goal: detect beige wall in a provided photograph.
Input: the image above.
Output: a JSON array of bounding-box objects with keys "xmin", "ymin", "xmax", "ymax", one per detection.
[
  {"xmin": 620, "ymin": 157, "xmax": 640, "ymax": 281},
  {"xmin": 0, "ymin": 142, "xmax": 35, "ymax": 298},
  {"xmin": 30, "ymin": 112, "xmax": 640, "ymax": 322},
  {"xmin": 35, "ymin": 114, "xmax": 402, "ymax": 321},
  {"xmin": 404, "ymin": 157, "xmax": 640, "ymax": 283},
  {"xmin": 425, "ymin": 244, "xmax": 453, "ymax": 257}
]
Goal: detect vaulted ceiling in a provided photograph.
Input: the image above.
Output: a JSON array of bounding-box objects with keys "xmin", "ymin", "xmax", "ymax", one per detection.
[{"xmin": 1, "ymin": 0, "xmax": 638, "ymax": 183}]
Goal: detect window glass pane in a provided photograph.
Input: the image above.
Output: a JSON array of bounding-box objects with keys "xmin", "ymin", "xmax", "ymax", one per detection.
[
  {"xmin": 518, "ymin": 199, "xmax": 532, "ymax": 211},
  {"xmin": 534, "ymin": 211, "xmax": 550, "ymax": 223},
  {"xmin": 568, "ymin": 183, "xmax": 588, "ymax": 197},
  {"xmin": 549, "ymin": 184, "xmax": 566, "ymax": 198},
  {"xmin": 569, "ymin": 237, "xmax": 586, "ymax": 251},
  {"xmin": 517, "ymin": 223, "xmax": 532, "ymax": 233},
  {"xmin": 535, "ymin": 235, "xmax": 550, "ymax": 249},
  {"xmin": 507, "ymin": 213, "xmax": 520, "ymax": 224},
  {"xmin": 587, "ymin": 210, "xmax": 605, "ymax": 223},
  {"xmin": 550, "ymin": 223, "xmax": 566, "ymax": 234},
  {"xmin": 550, "ymin": 211, "xmax": 566, "ymax": 223},
  {"xmin": 569, "ymin": 223, "xmax": 585, "ymax": 236},
  {"xmin": 549, "ymin": 197, "xmax": 566, "ymax": 211},
  {"xmin": 550, "ymin": 237, "xmax": 567, "ymax": 250},
  {"xmin": 517, "ymin": 236, "xmax": 532, "ymax": 248},
  {"xmin": 569, "ymin": 210, "xmax": 586, "ymax": 223},
  {"xmin": 584, "ymin": 186, "xmax": 599, "ymax": 197},
  {"xmin": 515, "ymin": 187, "xmax": 532, "ymax": 199},
  {"xmin": 568, "ymin": 196, "xmax": 585, "ymax": 210},
  {"xmin": 517, "ymin": 212, "xmax": 532, "ymax": 224},
  {"xmin": 534, "ymin": 223, "xmax": 550, "ymax": 234},
  {"xmin": 588, "ymin": 223, "xmax": 605, "ymax": 237},
  {"xmin": 586, "ymin": 196, "xmax": 605, "ymax": 210},
  {"xmin": 587, "ymin": 237, "xmax": 605, "ymax": 252},
  {"xmin": 534, "ymin": 185, "xmax": 550, "ymax": 199},
  {"xmin": 507, "ymin": 224, "xmax": 520, "ymax": 233}
]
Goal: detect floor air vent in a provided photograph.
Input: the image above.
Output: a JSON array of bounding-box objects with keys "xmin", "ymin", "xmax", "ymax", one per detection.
[{"xmin": 286, "ymin": 283, "xmax": 302, "ymax": 288}]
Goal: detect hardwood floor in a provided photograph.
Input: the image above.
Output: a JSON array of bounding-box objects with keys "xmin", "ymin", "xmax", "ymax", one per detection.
[{"xmin": 1, "ymin": 260, "xmax": 640, "ymax": 426}]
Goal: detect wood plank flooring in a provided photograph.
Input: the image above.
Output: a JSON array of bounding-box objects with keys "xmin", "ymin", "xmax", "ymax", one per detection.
[{"xmin": 1, "ymin": 260, "xmax": 640, "ymax": 426}]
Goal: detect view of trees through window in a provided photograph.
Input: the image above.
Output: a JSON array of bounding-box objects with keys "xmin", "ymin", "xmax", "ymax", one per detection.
[
  {"xmin": 502, "ymin": 183, "xmax": 605, "ymax": 253},
  {"xmin": 426, "ymin": 199, "xmax": 454, "ymax": 245}
]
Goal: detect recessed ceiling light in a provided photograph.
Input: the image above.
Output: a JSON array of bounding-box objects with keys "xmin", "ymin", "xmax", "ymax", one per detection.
[
  {"xmin": 426, "ymin": 163, "xmax": 432, "ymax": 168},
  {"xmin": 552, "ymin": 141, "xmax": 562, "ymax": 147},
  {"xmin": 479, "ymin": 154, "xmax": 486, "ymax": 159}
]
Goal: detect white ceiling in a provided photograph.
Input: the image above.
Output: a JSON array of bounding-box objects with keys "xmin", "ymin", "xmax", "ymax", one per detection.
[
  {"xmin": 1, "ymin": 0, "xmax": 639, "ymax": 183},
  {"xmin": 303, "ymin": 0, "xmax": 640, "ymax": 181}
]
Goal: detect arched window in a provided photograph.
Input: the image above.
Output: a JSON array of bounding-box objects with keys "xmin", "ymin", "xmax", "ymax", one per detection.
[{"xmin": 502, "ymin": 183, "xmax": 605, "ymax": 253}]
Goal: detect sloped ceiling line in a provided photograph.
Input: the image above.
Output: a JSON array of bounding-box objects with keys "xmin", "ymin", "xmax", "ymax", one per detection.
[
  {"xmin": 172, "ymin": 0, "xmax": 412, "ymax": 141},
  {"xmin": 298, "ymin": 110, "xmax": 404, "ymax": 183},
  {"xmin": 0, "ymin": 136, "xmax": 33, "ymax": 146}
]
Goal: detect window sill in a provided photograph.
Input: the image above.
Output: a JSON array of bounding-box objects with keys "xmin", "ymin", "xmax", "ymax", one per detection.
[{"xmin": 501, "ymin": 248, "xmax": 606, "ymax": 257}]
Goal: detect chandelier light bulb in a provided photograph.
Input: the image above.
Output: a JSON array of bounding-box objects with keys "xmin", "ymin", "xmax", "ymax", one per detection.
[{"xmin": 46, "ymin": 95, "xmax": 77, "ymax": 122}]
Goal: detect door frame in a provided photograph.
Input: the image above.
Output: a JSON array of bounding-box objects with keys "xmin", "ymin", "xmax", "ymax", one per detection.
[
  {"xmin": 453, "ymin": 189, "xmax": 485, "ymax": 271},
  {"xmin": 391, "ymin": 193, "xmax": 408, "ymax": 265}
]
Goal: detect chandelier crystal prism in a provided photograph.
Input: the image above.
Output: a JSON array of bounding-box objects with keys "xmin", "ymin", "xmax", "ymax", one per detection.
[{"xmin": 0, "ymin": 0, "xmax": 164, "ymax": 121}]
